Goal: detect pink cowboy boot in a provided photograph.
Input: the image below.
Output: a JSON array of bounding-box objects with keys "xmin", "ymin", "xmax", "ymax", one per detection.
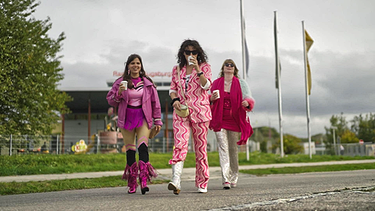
[
  {"xmin": 138, "ymin": 160, "xmax": 158, "ymax": 195},
  {"xmin": 122, "ymin": 162, "xmax": 138, "ymax": 194}
]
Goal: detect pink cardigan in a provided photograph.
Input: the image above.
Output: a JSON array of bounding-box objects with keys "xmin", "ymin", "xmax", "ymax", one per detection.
[{"xmin": 106, "ymin": 77, "xmax": 162, "ymax": 129}]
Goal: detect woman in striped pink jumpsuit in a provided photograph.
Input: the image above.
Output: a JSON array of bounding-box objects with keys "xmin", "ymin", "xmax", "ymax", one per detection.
[{"xmin": 168, "ymin": 39, "xmax": 212, "ymax": 194}]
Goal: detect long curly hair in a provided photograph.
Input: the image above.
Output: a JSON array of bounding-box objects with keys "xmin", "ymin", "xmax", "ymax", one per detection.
[
  {"xmin": 122, "ymin": 54, "xmax": 154, "ymax": 89},
  {"xmin": 219, "ymin": 59, "xmax": 239, "ymax": 78},
  {"xmin": 177, "ymin": 39, "xmax": 208, "ymax": 69}
]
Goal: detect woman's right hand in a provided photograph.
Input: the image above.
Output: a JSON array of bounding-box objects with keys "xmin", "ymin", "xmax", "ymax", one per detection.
[
  {"xmin": 173, "ymin": 100, "xmax": 181, "ymax": 111},
  {"xmin": 210, "ymin": 92, "xmax": 219, "ymax": 101},
  {"xmin": 118, "ymin": 84, "xmax": 126, "ymax": 95}
]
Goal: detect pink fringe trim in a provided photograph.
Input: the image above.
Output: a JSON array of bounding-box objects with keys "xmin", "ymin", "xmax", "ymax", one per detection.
[
  {"xmin": 139, "ymin": 161, "xmax": 158, "ymax": 182},
  {"xmin": 122, "ymin": 162, "xmax": 138, "ymax": 181}
]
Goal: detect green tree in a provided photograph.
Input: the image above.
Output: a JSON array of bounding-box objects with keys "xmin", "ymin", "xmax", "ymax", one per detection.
[
  {"xmin": 341, "ymin": 129, "xmax": 359, "ymax": 143},
  {"xmin": 254, "ymin": 126, "xmax": 279, "ymax": 153},
  {"xmin": 351, "ymin": 113, "xmax": 375, "ymax": 142},
  {"xmin": 0, "ymin": 0, "xmax": 71, "ymax": 136},
  {"xmin": 273, "ymin": 134, "xmax": 304, "ymax": 154},
  {"xmin": 257, "ymin": 126, "xmax": 279, "ymax": 139},
  {"xmin": 324, "ymin": 113, "xmax": 348, "ymax": 154}
]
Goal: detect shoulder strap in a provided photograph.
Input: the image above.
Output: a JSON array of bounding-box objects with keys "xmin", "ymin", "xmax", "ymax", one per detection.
[{"xmin": 177, "ymin": 65, "xmax": 186, "ymax": 103}]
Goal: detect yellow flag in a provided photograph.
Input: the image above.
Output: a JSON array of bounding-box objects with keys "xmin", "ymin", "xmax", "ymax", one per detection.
[{"xmin": 305, "ymin": 30, "xmax": 314, "ymax": 95}]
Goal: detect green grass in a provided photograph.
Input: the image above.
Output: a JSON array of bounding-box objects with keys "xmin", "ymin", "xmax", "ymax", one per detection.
[
  {"xmin": 0, "ymin": 176, "xmax": 168, "ymax": 195},
  {"xmin": 0, "ymin": 151, "xmax": 374, "ymax": 176},
  {"xmin": 0, "ymin": 152, "xmax": 374, "ymax": 195},
  {"xmin": 1, "ymin": 162, "xmax": 374, "ymax": 195},
  {"xmin": 240, "ymin": 163, "xmax": 375, "ymax": 176}
]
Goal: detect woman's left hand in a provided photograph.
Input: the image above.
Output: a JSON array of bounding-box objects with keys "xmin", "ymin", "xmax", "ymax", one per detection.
[
  {"xmin": 241, "ymin": 100, "xmax": 249, "ymax": 108},
  {"xmin": 155, "ymin": 125, "xmax": 162, "ymax": 133},
  {"xmin": 191, "ymin": 56, "xmax": 200, "ymax": 71}
]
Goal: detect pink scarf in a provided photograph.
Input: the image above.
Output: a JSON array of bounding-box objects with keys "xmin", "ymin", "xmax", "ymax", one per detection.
[{"xmin": 209, "ymin": 77, "xmax": 253, "ymax": 143}]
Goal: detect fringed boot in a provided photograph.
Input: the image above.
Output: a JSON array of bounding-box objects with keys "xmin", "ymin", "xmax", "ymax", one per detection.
[
  {"xmin": 138, "ymin": 160, "xmax": 158, "ymax": 195},
  {"xmin": 122, "ymin": 162, "xmax": 138, "ymax": 194}
]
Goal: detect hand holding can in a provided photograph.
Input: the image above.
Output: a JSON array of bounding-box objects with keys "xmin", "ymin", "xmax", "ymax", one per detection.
[
  {"xmin": 188, "ymin": 55, "xmax": 194, "ymax": 65},
  {"xmin": 121, "ymin": 81, "xmax": 128, "ymax": 90},
  {"xmin": 213, "ymin": 90, "xmax": 220, "ymax": 99}
]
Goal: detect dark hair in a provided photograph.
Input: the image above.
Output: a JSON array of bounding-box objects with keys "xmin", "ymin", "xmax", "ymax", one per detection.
[
  {"xmin": 219, "ymin": 59, "xmax": 239, "ymax": 78},
  {"xmin": 122, "ymin": 54, "xmax": 154, "ymax": 88},
  {"xmin": 177, "ymin": 39, "xmax": 208, "ymax": 69}
]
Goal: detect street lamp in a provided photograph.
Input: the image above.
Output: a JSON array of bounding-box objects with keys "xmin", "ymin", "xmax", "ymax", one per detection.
[{"xmin": 331, "ymin": 126, "xmax": 337, "ymax": 155}]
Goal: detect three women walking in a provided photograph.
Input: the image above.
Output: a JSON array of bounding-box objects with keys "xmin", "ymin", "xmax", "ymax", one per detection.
[{"xmin": 107, "ymin": 43, "xmax": 254, "ymax": 195}]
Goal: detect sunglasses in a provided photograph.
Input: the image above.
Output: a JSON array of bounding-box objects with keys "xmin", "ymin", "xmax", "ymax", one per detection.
[
  {"xmin": 225, "ymin": 63, "xmax": 234, "ymax": 67},
  {"xmin": 184, "ymin": 50, "xmax": 198, "ymax": 55}
]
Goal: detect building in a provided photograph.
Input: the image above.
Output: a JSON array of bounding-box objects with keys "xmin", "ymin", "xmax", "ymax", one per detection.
[{"xmin": 60, "ymin": 71, "xmax": 217, "ymax": 153}]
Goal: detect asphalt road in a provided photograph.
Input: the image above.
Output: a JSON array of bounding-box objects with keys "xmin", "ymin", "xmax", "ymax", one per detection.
[{"xmin": 1, "ymin": 169, "xmax": 375, "ymax": 210}]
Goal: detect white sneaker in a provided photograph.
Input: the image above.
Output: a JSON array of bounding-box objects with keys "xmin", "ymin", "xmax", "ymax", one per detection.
[{"xmin": 198, "ymin": 187, "xmax": 207, "ymax": 193}]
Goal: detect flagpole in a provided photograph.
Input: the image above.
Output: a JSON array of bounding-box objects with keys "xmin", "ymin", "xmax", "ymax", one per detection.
[
  {"xmin": 302, "ymin": 21, "xmax": 312, "ymax": 159},
  {"xmin": 274, "ymin": 11, "xmax": 284, "ymax": 158},
  {"xmin": 240, "ymin": 0, "xmax": 246, "ymax": 80}
]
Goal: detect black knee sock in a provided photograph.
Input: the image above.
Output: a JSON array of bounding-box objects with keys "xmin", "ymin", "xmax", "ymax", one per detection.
[
  {"xmin": 138, "ymin": 143, "xmax": 149, "ymax": 163},
  {"xmin": 126, "ymin": 150, "xmax": 136, "ymax": 166}
]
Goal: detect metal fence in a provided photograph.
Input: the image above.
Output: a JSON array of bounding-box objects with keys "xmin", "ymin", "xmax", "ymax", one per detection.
[
  {"xmin": 0, "ymin": 135, "xmax": 180, "ymax": 155},
  {"xmin": 340, "ymin": 143, "xmax": 375, "ymax": 157},
  {"xmin": 315, "ymin": 142, "xmax": 375, "ymax": 157},
  {"xmin": 0, "ymin": 134, "xmax": 259, "ymax": 156},
  {"xmin": 2, "ymin": 134, "xmax": 373, "ymax": 157}
]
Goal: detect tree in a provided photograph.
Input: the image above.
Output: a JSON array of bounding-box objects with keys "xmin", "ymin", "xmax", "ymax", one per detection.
[
  {"xmin": 324, "ymin": 113, "xmax": 348, "ymax": 154},
  {"xmin": 340, "ymin": 129, "xmax": 359, "ymax": 143},
  {"xmin": 351, "ymin": 113, "xmax": 375, "ymax": 142},
  {"xmin": 273, "ymin": 134, "xmax": 304, "ymax": 155},
  {"xmin": 253, "ymin": 126, "xmax": 279, "ymax": 153},
  {"xmin": 0, "ymin": 0, "xmax": 71, "ymax": 136}
]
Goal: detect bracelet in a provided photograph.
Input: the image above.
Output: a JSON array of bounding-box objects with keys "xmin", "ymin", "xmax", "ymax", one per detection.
[
  {"xmin": 171, "ymin": 97, "xmax": 180, "ymax": 106},
  {"xmin": 197, "ymin": 72, "xmax": 204, "ymax": 77}
]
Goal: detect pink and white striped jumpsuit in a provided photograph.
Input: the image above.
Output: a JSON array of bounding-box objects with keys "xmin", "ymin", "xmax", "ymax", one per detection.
[{"xmin": 169, "ymin": 63, "xmax": 212, "ymax": 189}]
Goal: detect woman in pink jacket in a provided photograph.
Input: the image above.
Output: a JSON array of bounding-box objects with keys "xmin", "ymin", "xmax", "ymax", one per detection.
[
  {"xmin": 106, "ymin": 54, "xmax": 162, "ymax": 195},
  {"xmin": 210, "ymin": 59, "xmax": 254, "ymax": 189},
  {"xmin": 168, "ymin": 39, "xmax": 212, "ymax": 194}
]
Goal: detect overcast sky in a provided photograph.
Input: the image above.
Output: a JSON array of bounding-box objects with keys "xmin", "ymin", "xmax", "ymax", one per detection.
[{"xmin": 33, "ymin": 0, "xmax": 375, "ymax": 138}]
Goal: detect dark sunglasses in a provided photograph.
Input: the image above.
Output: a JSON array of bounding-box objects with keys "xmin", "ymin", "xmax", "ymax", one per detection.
[
  {"xmin": 184, "ymin": 50, "xmax": 198, "ymax": 55},
  {"xmin": 225, "ymin": 63, "xmax": 234, "ymax": 67}
]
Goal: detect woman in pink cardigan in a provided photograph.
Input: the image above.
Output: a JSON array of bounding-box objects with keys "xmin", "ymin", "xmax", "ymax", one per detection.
[
  {"xmin": 210, "ymin": 59, "xmax": 255, "ymax": 189},
  {"xmin": 107, "ymin": 54, "xmax": 162, "ymax": 194}
]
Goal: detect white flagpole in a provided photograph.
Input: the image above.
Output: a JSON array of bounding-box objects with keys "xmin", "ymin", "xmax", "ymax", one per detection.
[
  {"xmin": 274, "ymin": 11, "xmax": 284, "ymax": 158},
  {"xmin": 240, "ymin": 0, "xmax": 246, "ymax": 80},
  {"xmin": 302, "ymin": 21, "xmax": 312, "ymax": 159}
]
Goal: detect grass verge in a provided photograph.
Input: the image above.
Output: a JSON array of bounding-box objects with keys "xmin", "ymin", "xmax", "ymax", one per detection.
[
  {"xmin": 1, "ymin": 152, "xmax": 374, "ymax": 176},
  {"xmin": 0, "ymin": 176, "xmax": 168, "ymax": 195},
  {"xmin": 240, "ymin": 163, "xmax": 375, "ymax": 176},
  {"xmin": 1, "ymin": 163, "xmax": 375, "ymax": 195}
]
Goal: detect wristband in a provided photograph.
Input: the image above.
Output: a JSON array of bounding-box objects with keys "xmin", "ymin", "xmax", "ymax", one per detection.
[
  {"xmin": 197, "ymin": 72, "xmax": 204, "ymax": 77},
  {"xmin": 171, "ymin": 97, "xmax": 180, "ymax": 106}
]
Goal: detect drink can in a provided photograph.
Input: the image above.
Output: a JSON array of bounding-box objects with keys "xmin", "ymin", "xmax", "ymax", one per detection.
[
  {"xmin": 188, "ymin": 55, "xmax": 194, "ymax": 65},
  {"xmin": 121, "ymin": 81, "xmax": 128, "ymax": 90},
  {"xmin": 213, "ymin": 90, "xmax": 220, "ymax": 99}
]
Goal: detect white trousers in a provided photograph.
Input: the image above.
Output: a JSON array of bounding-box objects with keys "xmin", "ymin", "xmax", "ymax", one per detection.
[{"xmin": 215, "ymin": 129, "xmax": 240, "ymax": 184}]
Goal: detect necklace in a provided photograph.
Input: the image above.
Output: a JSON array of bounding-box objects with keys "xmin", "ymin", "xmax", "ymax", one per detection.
[{"xmin": 224, "ymin": 80, "xmax": 232, "ymax": 85}]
